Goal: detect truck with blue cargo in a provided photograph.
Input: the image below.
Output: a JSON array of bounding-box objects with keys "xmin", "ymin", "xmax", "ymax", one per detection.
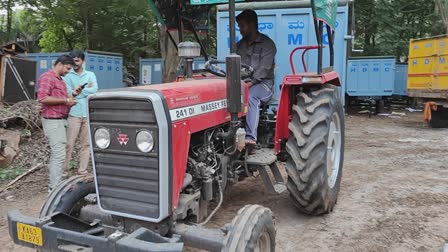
[
  {"xmin": 7, "ymin": 0, "xmax": 347, "ymax": 251},
  {"xmin": 407, "ymin": 34, "xmax": 448, "ymax": 127}
]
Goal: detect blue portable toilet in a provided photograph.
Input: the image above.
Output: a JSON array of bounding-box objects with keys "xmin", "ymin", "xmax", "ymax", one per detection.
[
  {"xmin": 26, "ymin": 50, "xmax": 123, "ymax": 90},
  {"xmin": 346, "ymin": 57, "xmax": 396, "ymax": 97},
  {"xmin": 193, "ymin": 57, "xmax": 206, "ymax": 70},
  {"xmin": 139, "ymin": 57, "xmax": 207, "ymax": 84},
  {"xmin": 394, "ymin": 63, "xmax": 408, "ymax": 96},
  {"xmin": 139, "ymin": 58, "xmax": 164, "ymax": 84},
  {"xmin": 217, "ymin": 1, "xmax": 350, "ymax": 105}
]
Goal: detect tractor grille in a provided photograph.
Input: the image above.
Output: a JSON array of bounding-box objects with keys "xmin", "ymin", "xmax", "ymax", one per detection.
[{"xmin": 88, "ymin": 98, "xmax": 160, "ymax": 219}]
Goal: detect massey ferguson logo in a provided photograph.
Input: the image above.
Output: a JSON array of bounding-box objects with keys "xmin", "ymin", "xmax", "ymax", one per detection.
[{"xmin": 117, "ymin": 134, "xmax": 129, "ymax": 146}]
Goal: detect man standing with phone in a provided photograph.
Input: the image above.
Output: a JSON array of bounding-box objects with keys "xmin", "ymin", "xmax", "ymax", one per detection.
[
  {"xmin": 63, "ymin": 50, "xmax": 98, "ymax": 175},
  {"xmin": 38, "ymin": 55, "xmax": 77, "ymax": 192}
]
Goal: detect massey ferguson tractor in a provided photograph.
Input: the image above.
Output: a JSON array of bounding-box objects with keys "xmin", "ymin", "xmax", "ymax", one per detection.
[{"xmin": 7, "ymin": 0, "xmax": 344, "ymax": 251}]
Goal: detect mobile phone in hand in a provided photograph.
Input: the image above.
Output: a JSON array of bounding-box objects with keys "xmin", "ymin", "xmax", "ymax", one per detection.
[{"xmin": 73, "ymin": 83, "xmax": 89, "ymax": 97}]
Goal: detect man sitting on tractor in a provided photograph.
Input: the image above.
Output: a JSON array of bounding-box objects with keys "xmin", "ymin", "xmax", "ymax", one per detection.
[{"xmin": 236, "ymin": 9, "xmax": 277, "ymax": 146}]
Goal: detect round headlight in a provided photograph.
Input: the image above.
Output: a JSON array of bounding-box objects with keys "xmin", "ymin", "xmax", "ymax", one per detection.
[
  {"xmin": 136, "ymin": 130, "xmax": 154, "ymax": 153},
  {"xmin": 94, "ymin": 128, "xmax": 111, "ymax": 149}
]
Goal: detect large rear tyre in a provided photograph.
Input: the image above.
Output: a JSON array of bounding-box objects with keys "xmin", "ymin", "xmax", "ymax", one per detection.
[
  {"xmin": 285, "ymin": 84, "xmax": 345, "ymax": 215},
  {"xmin": 40, "ymin": 175, "xmax": 95, "ymax": 218},
  {"xmin": 222, "ymin": 205, "xmax": 275, "ymax": 252}
]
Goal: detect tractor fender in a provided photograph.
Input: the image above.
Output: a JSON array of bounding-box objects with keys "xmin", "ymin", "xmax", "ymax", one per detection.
[{"xmin": 171, "ymin": 120, "xmax": 191, "ymax": 210}]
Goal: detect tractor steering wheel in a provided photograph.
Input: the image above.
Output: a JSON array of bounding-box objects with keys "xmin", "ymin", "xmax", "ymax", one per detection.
[{"xmin": 204, "ymin": 59, "xmax": 254, "ymax": 80}]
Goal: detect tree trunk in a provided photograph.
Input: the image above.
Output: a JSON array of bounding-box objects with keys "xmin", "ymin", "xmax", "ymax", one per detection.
[
  {"xmin": 6, "ymin": 0, "xmax": 13, "ymax": 36},
  {"xmin": 436, "ymin": 0, "xmax": 448, "ymax": 34},
  {"xmin": 159, "ymin": 29, "xmax": 179, "ymax": 83}
]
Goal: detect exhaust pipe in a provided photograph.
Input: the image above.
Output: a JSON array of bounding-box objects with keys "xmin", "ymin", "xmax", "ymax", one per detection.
[{"xmin": 226, "ymin": 54, "xmax": 242, "ymax": 123}]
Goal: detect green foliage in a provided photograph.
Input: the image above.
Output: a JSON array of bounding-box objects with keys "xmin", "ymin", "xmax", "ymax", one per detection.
[
  {"xmin": 22, "ymin": 0, "xmax": 160, "ymax": 72},
  {"xmin": 0, "ymin": 167, "xmax": 25, "ymax": 181},
  {"xmin": 354, "ymin": 0, "xmax": 444, "ymax": 59},
  {"xmin": 68, "ymin": 160, "xmax": 78, "ymax": 170}
]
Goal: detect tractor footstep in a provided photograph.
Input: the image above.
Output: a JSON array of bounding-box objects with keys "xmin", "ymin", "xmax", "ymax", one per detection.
[
  {"xmin": 273, "ymin": 184, "xmax": 287, "ymax": 194},
  {"xmin": 246, "ymin": 148, "xmax": 277, "ymax": 166}
]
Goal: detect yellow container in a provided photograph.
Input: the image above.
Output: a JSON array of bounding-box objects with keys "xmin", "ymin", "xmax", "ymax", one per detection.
[{"xmin": 408, "ymin": 35, "xmax": 448, "ymax": 98}]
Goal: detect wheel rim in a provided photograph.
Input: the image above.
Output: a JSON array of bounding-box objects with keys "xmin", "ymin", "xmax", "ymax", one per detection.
[
  {"xmin": 254, "ymin": 232, "xmax": 271, "ymax": 252},
  {"xmin": 326, "ymin": 112, "xmax": 342, "ymax": 189}
]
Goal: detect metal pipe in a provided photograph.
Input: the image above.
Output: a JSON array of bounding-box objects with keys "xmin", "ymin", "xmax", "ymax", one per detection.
[
  {"xmin": 173, "ymin": 224, "xmax": 225, "ymax": 252},
  {"xmin": 229, "ymin": 0, "xmax": 236, "ymax": 54},
  {"xmin": 327, "ymin": 26, "xmax": 335, "ymax": 67},
  {"xmin": 317, "ymin": 21, "xmax": 323, "ymax": 74},
  {"xmin": 186, "ymin": 58, "xmax": 193, "ymax": 78}
]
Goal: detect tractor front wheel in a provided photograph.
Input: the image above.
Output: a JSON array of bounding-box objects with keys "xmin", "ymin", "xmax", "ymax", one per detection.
[
  {"xmin": 285, "ymin": 84, "xmax": 345, "ymax": 215},
  {"xmin": 222, "ymin": 205, "xmax": 275, "ymax": 252}
]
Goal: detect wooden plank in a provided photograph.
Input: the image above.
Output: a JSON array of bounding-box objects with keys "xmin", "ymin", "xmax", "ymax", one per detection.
[{"xmin": 0, "ymin": 56, "xmax": 5, "ymax": 102}]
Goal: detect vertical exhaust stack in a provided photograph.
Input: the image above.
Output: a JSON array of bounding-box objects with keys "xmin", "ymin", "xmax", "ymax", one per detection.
[
  {"xmin": 226, "ymin": 0, "xmax": 241, "ymax": 125},
  {"xmin": 226, "ymin": 55, "xmax": 242, "ymax": 123}
]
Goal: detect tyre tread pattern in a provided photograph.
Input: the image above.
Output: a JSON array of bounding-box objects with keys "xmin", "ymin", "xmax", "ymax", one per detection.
[
  {"xmin": 222, "ymin": 204, "xmax": 275, "ymax": 252},
  {"xmin": 285, "ymin": 85, "xmax": 343, "ymax": 215}
]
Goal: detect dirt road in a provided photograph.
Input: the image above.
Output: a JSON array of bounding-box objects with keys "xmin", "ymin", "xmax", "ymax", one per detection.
[{"xmin": 1, "ymin": 112, "xmax": 448, "ymax": 252}]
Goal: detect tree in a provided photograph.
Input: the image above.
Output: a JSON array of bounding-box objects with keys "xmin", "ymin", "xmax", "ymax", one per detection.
[
  {"xmin": 0, "ymin": 0, "xmax": 16, "ymax": 43},
  {"xmin": 11, "ymin": 9, "xmax": 44, "ymax": 51},
  {"xmin": 353, "ymin": 0, "xmax": 378, "ymax": 55},
  {"xmin": 22, "ymin": 0, "xmax": 160, "ymax": 75},
  {"xmin": 353, "ymin": 0, "xmax": 444, "ymax": 59},
  {"xmin": 435, "ymin": 0, "xmax": 448, "ymax": 34}
]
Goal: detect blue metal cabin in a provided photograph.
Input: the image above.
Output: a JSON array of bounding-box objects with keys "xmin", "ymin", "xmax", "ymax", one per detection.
[
  {"xmin": 216, "ymin": 2, "xmax": 350, "ymax": 104},
  {"xmin": 26, "ymin": 50, "xmax": 123, "ymax": 90},
  {"xmin": 346, "ymin": 56, "xmax": 396, "ymax": 97},
  {"xmin": 139, "ymin": 58, "xmax": 164, "ymax": 85},
  {"xmin": 138, "ymin": 58, "xmax": 206, "ymax": 84},
  {"xmin": 394, "ymin": 63, "xmax": 408, "ymax": 96}
]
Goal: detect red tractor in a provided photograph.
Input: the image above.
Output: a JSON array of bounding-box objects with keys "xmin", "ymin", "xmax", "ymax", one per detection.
[{"xmin": 7, "ymin": 0, "xmax": 344, "ymax": 251}]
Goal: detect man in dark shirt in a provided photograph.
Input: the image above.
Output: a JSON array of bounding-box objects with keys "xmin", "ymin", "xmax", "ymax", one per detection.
[
  {"xmin": 236, "ymin": 9, "xmax": 277, "ymax": 145},
  {"xmin": 37, "ymin": 55, "xmax": 77, "ymax": 192}
]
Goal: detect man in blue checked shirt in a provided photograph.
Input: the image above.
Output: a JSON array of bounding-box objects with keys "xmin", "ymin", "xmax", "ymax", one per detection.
[{"xmin": 63, "ymin": 50, "xmax": 98, "ymax": 175}]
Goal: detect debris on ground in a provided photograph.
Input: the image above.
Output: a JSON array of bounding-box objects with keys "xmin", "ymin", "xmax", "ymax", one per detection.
[
  {"xmin": 0, "ymin": 100, "xmax": 49, "ymax": 196},
  {"xmin": 0, "ymin": 163, "xmax": 43, "ymax": 193},
  {"xmin": 0, "ymin": 100, "xmax": 41, "ymax": 130},
  {"xmin": 391, "ymin": 111, "xmax": 406, "ymax": 116},
  {"xmin": 406, "ymin": 107, "xmax": 422, "ymax": 112}
]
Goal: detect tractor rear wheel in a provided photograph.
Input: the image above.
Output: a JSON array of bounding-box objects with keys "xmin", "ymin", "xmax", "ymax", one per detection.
[
  {"xmin": 40, "ymin": 175, "xmax": 96, "ymax": 218},
  {"xmin": 285, "ymin": 84, "xmax": 345, "ymax": 215},
  {"xmin": 222, "ymin": 205, "xmax": 275, "ymax": 252}
]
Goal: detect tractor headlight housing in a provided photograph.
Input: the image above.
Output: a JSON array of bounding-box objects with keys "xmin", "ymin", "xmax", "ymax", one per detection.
[
  {"xmin": 136, "ymin": 130, "xmax": 154, "ymax": 153},
  {"xmin": 94, "ymin": 127, "xmax": 111, "ymax": 149}
]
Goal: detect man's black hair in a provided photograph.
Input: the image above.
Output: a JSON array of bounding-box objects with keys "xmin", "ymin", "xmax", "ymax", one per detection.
[
  {"xmin": 236, "ymin": 9, "xmax": 258, "ymax": 29},
  {"xmin": 54, "ymin": 54, "xmax": 75, "ymax": 66},
  {"xmin": 69, "ymin": 50, "xmax": 85, "ymax": 60}
]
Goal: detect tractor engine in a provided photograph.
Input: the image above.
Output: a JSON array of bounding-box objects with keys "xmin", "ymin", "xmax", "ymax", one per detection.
[
  {"xmin": 183, "ymin": 127, "xmax": 245, "ymax": 199},
  {"xmin": 185, "ymin": 128, "xmax": 225, "ymax": 197}
]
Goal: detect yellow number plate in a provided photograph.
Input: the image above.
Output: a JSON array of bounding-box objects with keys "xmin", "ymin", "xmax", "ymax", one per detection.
[{"xmin": 16, "ymin": 223, "xmax": 43, "ymax": 246}]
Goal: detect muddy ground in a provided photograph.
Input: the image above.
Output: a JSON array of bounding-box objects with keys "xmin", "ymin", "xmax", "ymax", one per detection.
[{"xmin": 1, "ymin": 111, "xmax": 448, "ymax": 252}]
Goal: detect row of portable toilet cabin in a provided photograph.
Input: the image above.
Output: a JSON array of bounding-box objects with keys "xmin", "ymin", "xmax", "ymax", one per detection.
[
  {"xmin": 139, "ymin": 2, "xmax": 407, "ymax": 103},
  {"xmin": 25, "ymin": 50, "xmax": 124, "ymax": 91},
  {"xmin": 139, "ymin": 56, "xmax": 409, "ymax": 98},
  {"xmin": 346, "ymin": 56, "xmax": 408, "ymax": 98}
]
